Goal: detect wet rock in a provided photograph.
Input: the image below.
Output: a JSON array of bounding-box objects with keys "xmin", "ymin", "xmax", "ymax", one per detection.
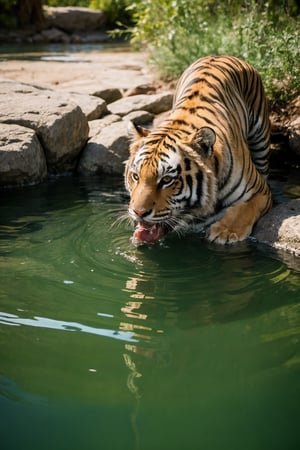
[
  {"xmin": 0, "ymin": 81, "xmax": 89, "ymax": 173},
  {"xmin": 108, "ymin": 92, "xmax": 173, "ymax": 117},
  {"xmin": 0, "ymin": 124, "xmax": 47, "ymax": 187},
  {"xmin": 45, "ymin": 6, "xmax": 107, "ymax": 33},
  {"xmin": 252, "ymin": 199, "xmax": 300, "ymax": 257},
  {"xmin": 78, "ymin": 120, "xmax": 130, "ymax": 175}
]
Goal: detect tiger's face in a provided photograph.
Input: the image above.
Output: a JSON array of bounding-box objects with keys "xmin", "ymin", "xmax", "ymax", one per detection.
[{"xmin": 125, "ymin": 123, "xmax": 217, "ymax": 244}]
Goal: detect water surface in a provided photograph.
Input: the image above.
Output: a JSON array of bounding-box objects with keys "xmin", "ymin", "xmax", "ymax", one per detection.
[
  {"xmin": 1, "ymin": 176, "xmax": 299, "ymax": 450},
  {"xmin": 0, "ymin": 42, "xmax": 130, "ymax": 61}
]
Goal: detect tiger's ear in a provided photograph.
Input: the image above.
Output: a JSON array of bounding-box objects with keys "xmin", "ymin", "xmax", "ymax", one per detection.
[
  {"xmin": 191, "ymin": 127, "xmax": 216, "ymax": 158},
  {"xmin": 128, "ymin": 121, "xmax": 151, "ymax": 140}
]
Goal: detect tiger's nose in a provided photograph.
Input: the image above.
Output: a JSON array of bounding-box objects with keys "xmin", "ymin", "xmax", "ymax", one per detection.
[{"xmin": 133, "ymin": 208, "xmax": 152, "ymax": 218}]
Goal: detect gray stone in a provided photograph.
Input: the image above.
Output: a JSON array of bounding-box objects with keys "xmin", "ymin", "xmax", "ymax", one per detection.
[
  {"xmin": 108, "ymin": 92, "xmax": 173, "ymax": 117},
  {"xmin": 78, "ymin": 120, "xmax": 130, "ymax": 175},
  {"xmin": 252, "ymin": 199, "xmax": 300, "ymax": 257},
  {"xmin": 124, "ymin": 110, "xmax": 154, "ymax": 125},
  {"xmin": 45, "ymin": 6, "xmax": 107, "ymax": 33},
  {"xmin": 0, "ymin": 123, "xmax": 47, "ymax": 187},
  {"xmin": 71, "ymin": 31, "xmax": 110, "ymax": 44},
  {"xmin": 124, "ymin": 83, "xmax": 158, "ymax": 97},
  {"xmin": 41, "ymin": 27, "xmax": 71, "ymax": 44},
  {"xmin": 0, "ymin": 81, "xmax": 89, "ymax": 173},
  {"xmin": 88, "ymin": 114, "xmax": 121, "ymax": 139},
  {"xmin": 65, "ymin": 93, "xmax": 107, "ymax": 120},
  {"xmin": 93, "ymin": 88, "xmax": 123, "ymax": 104}
]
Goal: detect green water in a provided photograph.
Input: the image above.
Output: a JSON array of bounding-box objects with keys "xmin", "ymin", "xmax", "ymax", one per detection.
[{"xmin": 1, "ymin": 176, "xmax": 300, "ymax": 450}]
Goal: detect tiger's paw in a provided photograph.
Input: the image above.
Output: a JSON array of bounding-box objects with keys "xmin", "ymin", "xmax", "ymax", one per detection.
[{"xmin": 207, "ymin": 221, "xmax": 250, "ymax": 244}]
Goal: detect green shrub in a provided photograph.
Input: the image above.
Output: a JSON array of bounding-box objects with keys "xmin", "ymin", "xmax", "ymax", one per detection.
[{"xmin": 126, "ymin": 0, "xmax": 300, "ymax": 102}]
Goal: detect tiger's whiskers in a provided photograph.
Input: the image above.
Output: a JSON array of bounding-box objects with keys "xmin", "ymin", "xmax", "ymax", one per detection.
[{"xmin": 109, "ymin": 207, "xmax": 132, "ymax": 230}]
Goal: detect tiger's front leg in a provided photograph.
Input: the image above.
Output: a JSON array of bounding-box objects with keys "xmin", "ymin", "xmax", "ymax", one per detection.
[{"xmin": 207, "ymin": 192, "xmax": 272, "ymax": 244}]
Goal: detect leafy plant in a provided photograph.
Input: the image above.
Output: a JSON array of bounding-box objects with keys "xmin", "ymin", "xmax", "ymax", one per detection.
[{"xmin": 124, "ymin": 0, "xmax": 300, "ymax": 101}]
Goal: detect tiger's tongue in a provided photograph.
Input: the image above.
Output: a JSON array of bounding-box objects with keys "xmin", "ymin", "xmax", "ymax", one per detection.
[{"xmin": 133, "ymin": 222, "xmax": 166, "ymax": 244}]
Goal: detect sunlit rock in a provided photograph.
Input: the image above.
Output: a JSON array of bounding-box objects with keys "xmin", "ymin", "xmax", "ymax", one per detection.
[
  {"xmin": 44, "ymin": 6, "xmax": 107, "ymax": 33},
  {"xmin": 78, "ymin": 121, "xmax": 130, "ymax": 175},
  {"xmin": 0, "ymin": 123, "xmax": 47, "ymax": 187},
  {"xmin": 64, "ymin": 92, "xmax": 108, "ymax": 121},
  {"xmin": 108, "ymin": 92, "xmax": 173, "ymax": 117},
  {"xmin": 0, "ymin": 80, "xmax": 89, "ymax": 173},
  {"xmin": 252, "ymin": 199, "xmax": 300, "ymax": 257}
]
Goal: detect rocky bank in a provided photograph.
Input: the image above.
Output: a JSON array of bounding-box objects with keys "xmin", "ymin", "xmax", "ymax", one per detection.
[{"xmin": 0, "ymin": 74, "xmax": 172, "ymax": 182}]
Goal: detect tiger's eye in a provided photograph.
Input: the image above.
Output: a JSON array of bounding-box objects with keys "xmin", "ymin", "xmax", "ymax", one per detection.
[
  {"xmin": 132, "ymin": 172, "xmax": 139, "ymax": 182},
  {"xmin": 161, "ymin": 176, "xmax": 172, "ymax": 184}
]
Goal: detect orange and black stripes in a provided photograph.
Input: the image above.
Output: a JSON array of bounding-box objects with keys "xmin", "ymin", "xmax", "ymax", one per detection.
[{"xmin": 125, "ymin": 55, "xmax": 272, "ymax": 243}]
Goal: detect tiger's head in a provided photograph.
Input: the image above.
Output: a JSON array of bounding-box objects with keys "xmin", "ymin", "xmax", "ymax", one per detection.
[{"xmin": 125, "ymin": 122, "xmax": 218, "ymax": 244}]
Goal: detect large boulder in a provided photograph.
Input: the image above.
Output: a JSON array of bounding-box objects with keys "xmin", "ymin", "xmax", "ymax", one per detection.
[
  {"xmin": 0, "ymin": 81, "xmax": 89, "ymax": 173},
  {"xmin": 78, "ymin": 121, "xmax": 130, "ymax": 175},
  {"xmin": 45, "ymin": 6, "xmax": 107, "ymax": 33},
  {"xmin": 78, "ymin": 111, "xmax": 153, "ymax": 175},
  {"xmin": 0, "ymin": 123, "xmax": 47, "ymax": 187}
]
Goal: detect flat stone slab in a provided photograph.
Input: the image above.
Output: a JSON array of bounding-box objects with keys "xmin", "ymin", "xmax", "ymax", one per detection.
[
  {"xmin": 108, "ymin": 92, "xmax": 173, "ymax": 116},
  {"xmin": 64, "ymin": 92, "xmax": 107, "ymax": 120}
]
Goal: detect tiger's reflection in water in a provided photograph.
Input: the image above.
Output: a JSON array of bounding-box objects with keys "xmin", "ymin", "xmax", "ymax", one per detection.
[
  {"xmin": 121, "ymin": 275, "xmax": 173, "ymax": 367},
  {"xmin": 117, "ymin": 246, "xmax": 292, "ymax": 449},
  {"xmin": 119, "ymin": 276, "xmax": 174, "ymax": 450}
]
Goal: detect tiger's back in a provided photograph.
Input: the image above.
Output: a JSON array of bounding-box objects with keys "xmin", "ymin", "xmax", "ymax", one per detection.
[
  {"xmin": 125, "ymin": 55, "xmax": 272, "ymax": 245},
  {"xmin": 174, "ymin": 55, "xmax": 270, "ymax": 178}
]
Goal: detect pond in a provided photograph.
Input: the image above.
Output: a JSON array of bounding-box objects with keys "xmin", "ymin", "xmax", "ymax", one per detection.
[
  {"xmin": 0, "ymin": 175, "xmax": 299, "ymax": 450},
  {"xmin": 0, "ymin": 42, "xmax": 130, "ymax": 62}
]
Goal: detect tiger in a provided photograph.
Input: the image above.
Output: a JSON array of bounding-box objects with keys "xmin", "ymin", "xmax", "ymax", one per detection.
[{"xmin": 124, "ymin": 55, "xmax": 272, "ymax": 245}]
